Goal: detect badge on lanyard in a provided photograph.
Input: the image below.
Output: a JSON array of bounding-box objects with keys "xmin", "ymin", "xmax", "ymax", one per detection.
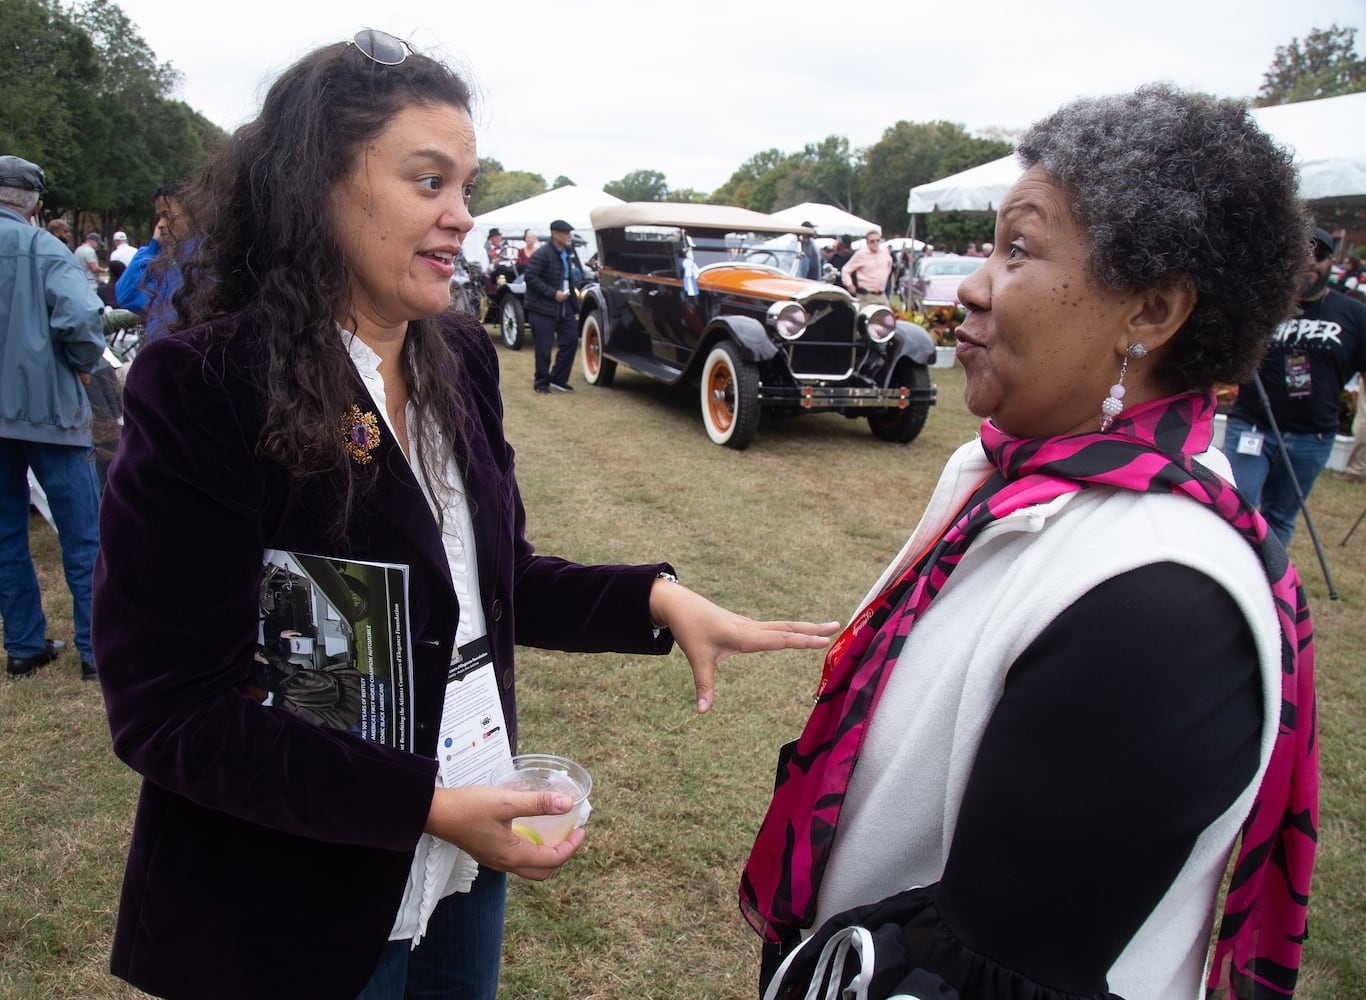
[
  {"xmin": 1236, "ymin": 429, "xmax": 1265, "ymax": 456},
  {"xmin": 436, "ymin": 636, "xmax": 513, "ymax": 788}
]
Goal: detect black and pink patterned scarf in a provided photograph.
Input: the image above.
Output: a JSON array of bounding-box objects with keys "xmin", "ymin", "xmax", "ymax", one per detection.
[{"xmin": 739, "ymin": 392, "xmax": 1318, "ymax": 998}]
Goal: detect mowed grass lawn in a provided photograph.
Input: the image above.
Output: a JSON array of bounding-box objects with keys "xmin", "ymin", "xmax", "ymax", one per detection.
[{"xmin": 2, "ymin": 332, "xmax": 1363, "ymax": 998}]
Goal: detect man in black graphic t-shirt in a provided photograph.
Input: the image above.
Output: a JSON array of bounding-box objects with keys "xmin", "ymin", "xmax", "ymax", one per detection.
[{"xmin": 1224, "ymin": 227, "xmax": 1366, "ymax": 544}]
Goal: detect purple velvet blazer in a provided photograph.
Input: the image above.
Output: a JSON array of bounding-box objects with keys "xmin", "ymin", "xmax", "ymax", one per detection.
[{"xmin": 92, "ymin": 310, "xmax": 672, "ymax": 999}]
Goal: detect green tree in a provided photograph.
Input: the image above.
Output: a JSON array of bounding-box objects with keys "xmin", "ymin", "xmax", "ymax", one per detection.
[
  {"xmin": 1, "ymin": 0, "xmax": 224, "ymax": 238},
  {"xmin": 70, "ymin": 0, "xmax": 179, "ymax": 99},
  {"xmin": 604, "ymin": 169, "xmax": 669, "ymax": 202},
  {"xmin": 83, "ymin": 0, "xmax": 225, "ymax": 235},
  {"xmin": 0, "ymin": 0, "xmax": 100, "ymax": 209},
  {"xmin": 470, "ymin": 171, "xmax": 545, "ymax": 215},
  {"xmin": 666, "ymin": 187, "xmax": 707, "ymax": 203},
  {"xmin": 860, "ymin": 120, "xmax": 1011, "ymax": 243},
  {"xmin": 1257, "ymin": 24, "xmax": 1366, "ymax": 106},
  {"xmin": 104, "ymin": 111, "xmax": 224, "ymax": 241},
  {"xmin": 710, "ymin": 148, "xmax": 797, "ymax": 209},
  {"xmin": 775, "ymin": 135, "xmax": 861, "ymax": 212},
  {"xmin": 469, "ymin": 157, "xmax": 543, "ymax": 214},
  {"xmin": 551, "ymin": 175, "xmax": 574, "ymax": 189}
]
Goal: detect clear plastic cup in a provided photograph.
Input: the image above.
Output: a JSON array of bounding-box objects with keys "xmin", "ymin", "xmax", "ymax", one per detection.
[{"xmin": 492, "ymin": 753, "xmax": 592, "ymax": 846}]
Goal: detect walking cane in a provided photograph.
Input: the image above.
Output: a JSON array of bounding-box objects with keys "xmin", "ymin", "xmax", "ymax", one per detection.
[{"xmin": 1252, "ymin": 374, "xmax": 1339, "ymax": 600}]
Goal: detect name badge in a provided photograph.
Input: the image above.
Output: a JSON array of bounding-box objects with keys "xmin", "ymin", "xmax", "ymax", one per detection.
[
  {"xmin": 1236, "ymin": 430, "xmax": 1265, "ymax": 457},
  {"xmin": 436, "ymin": 636, "xmax": 512, "ymax": 789}
]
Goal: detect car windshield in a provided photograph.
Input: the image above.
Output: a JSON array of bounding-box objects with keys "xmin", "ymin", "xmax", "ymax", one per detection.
[
  {"xmin": 616, "ymin": 226, "xmax": 798, "ymax": 272},
  {"xmin": 697, "ymin": 232, "xmax": 802, "ymax": 274},
  {"xmin": 920, "ymin": 257, "xmax": 985, "ymax": 277}
]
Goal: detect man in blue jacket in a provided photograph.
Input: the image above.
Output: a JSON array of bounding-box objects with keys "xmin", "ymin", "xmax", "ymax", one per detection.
[
  {"xmin": 116, "ymin": 180, "xmax": 189, "ymax": 340},
  {"xmin": 0, "ymin": 155, "xmax": 105, "ymax": 680}
]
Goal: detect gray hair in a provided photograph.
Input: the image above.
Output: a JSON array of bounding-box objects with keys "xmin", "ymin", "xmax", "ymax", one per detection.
[
  {"xmin": 0, "ymin": 186, "xmax": 40, "ymax": 216},
  {"xmin": 1018, "ymin": 83, "xmax": 1307, "ymax": 390}
]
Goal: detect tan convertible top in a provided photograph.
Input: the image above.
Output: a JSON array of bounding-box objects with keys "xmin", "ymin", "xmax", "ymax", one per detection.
[{"xmin": 588, "ymin": 202, "xmax": 813, "ymax": 235}]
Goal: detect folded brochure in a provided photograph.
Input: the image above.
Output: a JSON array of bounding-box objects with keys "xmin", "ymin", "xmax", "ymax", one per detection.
[{"xmin": 259, "ymin": 550, "xmax": 415, "ymax": 752}]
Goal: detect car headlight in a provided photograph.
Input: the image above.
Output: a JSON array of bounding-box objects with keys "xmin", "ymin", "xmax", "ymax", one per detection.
[
  {"xmin": 861, "ymin": 305, "xmax": 896, "ymax": 344},
  {"xmin": 768, "ymin": 301, "xmax": 808, "ymax": 341}
]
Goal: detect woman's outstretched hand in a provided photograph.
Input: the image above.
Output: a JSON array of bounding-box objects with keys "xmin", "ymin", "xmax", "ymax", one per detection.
[{"xmin": 649, "ymin": 576, "xmax": 840, "ymax": 713}]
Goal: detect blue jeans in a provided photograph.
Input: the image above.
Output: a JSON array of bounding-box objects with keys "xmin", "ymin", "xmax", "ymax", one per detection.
[
  {"xmin": 355, "ymin": 868, "xmax": 506, "ymax": 1000},
  {"xmin": 0, "ymin": 438, "xmax": 100, "ymax": 663},
  {"xmin": 1221, "ymin": 415, "xmax": 1336, "ymax": 547}
]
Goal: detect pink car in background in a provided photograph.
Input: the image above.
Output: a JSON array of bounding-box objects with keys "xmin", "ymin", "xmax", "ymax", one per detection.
[{"xmin": 907, "ymin": 254, "xmax": 986, "ymax": 311}]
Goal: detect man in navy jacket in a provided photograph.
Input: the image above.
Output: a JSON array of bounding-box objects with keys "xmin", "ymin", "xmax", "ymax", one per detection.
[{"xmin": 522, "ymin": 218, "xmax": 585, "ymax": 393}]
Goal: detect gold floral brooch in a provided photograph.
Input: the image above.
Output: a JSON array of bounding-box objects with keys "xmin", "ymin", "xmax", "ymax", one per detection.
[{"xmin": 341, "ymin": 405, "xmax": 380, "ymax": 465}]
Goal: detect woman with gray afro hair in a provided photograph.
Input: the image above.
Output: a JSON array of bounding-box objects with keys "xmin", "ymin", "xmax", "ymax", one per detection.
[
  {"xmin": 748, "ymin": 84, "xmax": 1316, "ymax": 1000},
  {"xmin": 1016, "ymin": 83, "xmax": 1307, "ymax": 390}
]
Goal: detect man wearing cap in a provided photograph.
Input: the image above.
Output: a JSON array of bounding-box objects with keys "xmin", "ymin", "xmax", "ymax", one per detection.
[
  {"xmin": 483, "ymin": 227, "xmax": 503, "ymax": 266},
  {"xmin": 74, "ymin": 231, "xmax": 106, "ymax": 290},
  {"xmin": 1223, "ymin": 226, "xmax": 1366, "ymax": 545},
  {"xmin": 110, "ymin": 230, "xmax": 137, "ymax": 267},
  {"xmin": 0, "ymin": 154, "xmax": 105, "ymax": 680},
  {"xmin": 483, "ymin": 226, "xmax": 515, "ymax": 288},
  {"xmin": 523, "ymin": 219, "xmax": 586, "ymax": 393}
]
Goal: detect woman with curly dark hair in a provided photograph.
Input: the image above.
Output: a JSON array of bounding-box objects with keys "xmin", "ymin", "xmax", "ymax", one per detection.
[
  {"xmin": 92, "ymin": 30, "xmax": 836, "ymax": 1000},
  {"xmin": 746, "ymin": 85, "xmax": 1318, "ymax": 1000}
]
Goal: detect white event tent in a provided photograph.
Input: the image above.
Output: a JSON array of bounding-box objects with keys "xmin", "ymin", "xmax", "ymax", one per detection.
[
  {"xmin": 770, "ymin": 202, "xmax": 880, "ymax": 237},
  {"xmin": 1251, "ymin": 92, "xmax": 1366, "ymax": 207},
  {"xmin": 470, "ymin": 185, "xmax": 623, "ymax": 269},
  {"xmin": 907, "ymin": 91, "xmax": 1366, "ymax": 217}
]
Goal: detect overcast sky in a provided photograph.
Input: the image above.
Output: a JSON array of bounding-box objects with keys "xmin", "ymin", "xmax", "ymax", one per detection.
[{"xmin": 113, "ymin": 0, "xmax": 1361, "ymax": 195}]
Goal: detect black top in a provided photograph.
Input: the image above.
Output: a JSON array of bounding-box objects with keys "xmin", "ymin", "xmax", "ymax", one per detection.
[
  {"xmin": 1228, "ymin": 289, "xmax": 1366, "ymax": 434},
  {"xmin": 935, "ymin": 561, "xmax": 1261, "ymax": 994},
  {"xmin": 772, "ymin": 561, "xmax": 1262, "ymax": 999},
  {"xmin": 522, "ymin": 241, "xmax": 584, "ymax": 318}
]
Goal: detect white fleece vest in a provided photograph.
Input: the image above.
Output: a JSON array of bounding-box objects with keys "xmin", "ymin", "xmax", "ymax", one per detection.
[{"xmin": 813, "ymin": 440, "xmax": 1283, "ymax": 1000}]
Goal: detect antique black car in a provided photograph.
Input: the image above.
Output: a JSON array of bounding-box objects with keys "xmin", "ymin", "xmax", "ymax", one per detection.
[{"xmin": 577, "ymin": 203, "xmax": 937, "ymax": 449}]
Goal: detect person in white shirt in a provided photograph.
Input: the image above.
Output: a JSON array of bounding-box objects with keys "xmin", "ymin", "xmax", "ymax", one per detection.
[{"xmin": 110, "ymin": 230, "xmax": 138, "ymax": 267}]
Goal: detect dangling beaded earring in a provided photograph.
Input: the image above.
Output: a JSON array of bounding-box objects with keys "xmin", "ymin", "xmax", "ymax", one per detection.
[{"xmin": 1099, "ymin": 342, "xmax": 1148, "ymax": 432}]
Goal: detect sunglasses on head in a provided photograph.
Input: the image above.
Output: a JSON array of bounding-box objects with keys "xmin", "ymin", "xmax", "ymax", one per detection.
[{"xmin": 349, "ymin": 28, "xmax": 414, "ymax": 66}]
